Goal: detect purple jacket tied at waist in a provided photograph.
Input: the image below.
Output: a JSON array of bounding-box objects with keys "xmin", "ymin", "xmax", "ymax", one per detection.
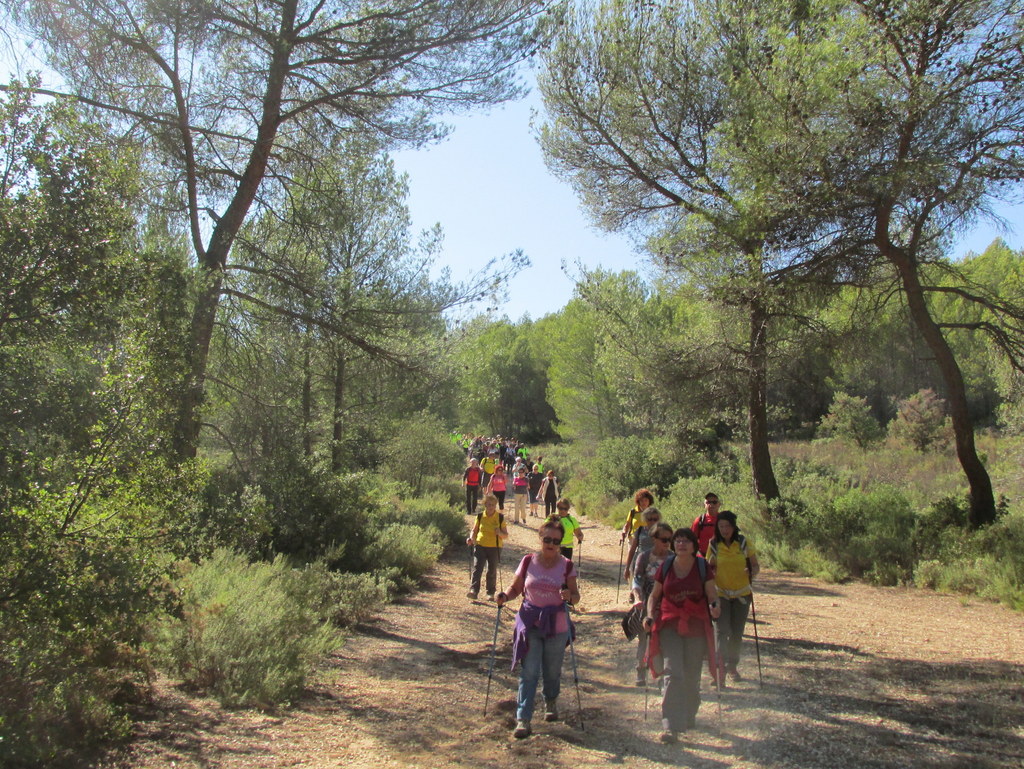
[{"xmin": 510, "ymin": 599, "xmax": 576, "ymax": 670}]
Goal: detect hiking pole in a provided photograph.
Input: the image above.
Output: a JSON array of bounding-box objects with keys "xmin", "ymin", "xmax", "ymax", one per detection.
[
  {"xmin": 562, "ymin": 586, "xmax": 585, "ymax": 732},
  {"xmin": 576, "ymin": 540, "xmax": 583, "ymax": 581},
  {"xmin": 615, "ymin": 537, "xmax": 625, "ymax": 603},
  {"xmin": 483, "ymin": 604, "xmax": 502, "ymax": 716},
  {"xmin": 749, "ymin": 593, "xmax": 763, "ymax": 688}
]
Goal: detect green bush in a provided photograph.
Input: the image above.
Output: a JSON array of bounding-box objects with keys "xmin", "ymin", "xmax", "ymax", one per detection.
[
  {"xmin": 818, "ymin": 391, "xmax": 884, "ymax": 448},
  {"xmin": 365, "ymin": 523, "xmax": 444, "ymax": 585},
  {"xmin": 888, "ymin": 389, "xmax": 952, "ymax": 452},
  {"xmin": 317, "ymin": 570, "xmax": 396, "ymax": 628},
  {"xmin": 377, "ymin": 492, "xmax": 465, "ymax": 545},
  {"xmin": 155, "ymin": 550, "xmax": 340, "ymax": 708}
]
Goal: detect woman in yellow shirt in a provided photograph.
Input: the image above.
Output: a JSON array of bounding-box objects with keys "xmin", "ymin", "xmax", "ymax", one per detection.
[
  {"xmin": 706, "ymin": 511, "xmax": 759, "ymax": 682},
  {"xmin": 466, "ymin": 494, "xmax": 509, "ymax": 601}
]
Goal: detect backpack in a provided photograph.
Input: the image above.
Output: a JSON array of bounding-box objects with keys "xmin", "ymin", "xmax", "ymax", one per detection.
[
  {"xmin": 707, "ymin": 534, "xmax": 748, "ymax": 561},
  {"xmin": 658, "ymin": 553, "xmax": 708, "ymax": 585}
]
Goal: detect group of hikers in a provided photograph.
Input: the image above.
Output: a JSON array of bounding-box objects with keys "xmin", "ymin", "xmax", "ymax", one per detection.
[{"xmin": 463, "ymin": 447, "xmax": 759, "ymax": 744}]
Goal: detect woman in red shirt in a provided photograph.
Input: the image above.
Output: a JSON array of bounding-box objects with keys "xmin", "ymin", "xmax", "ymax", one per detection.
[{"xmin": 643, "ymin": 528, "xmax": 721, "ymax": 743}]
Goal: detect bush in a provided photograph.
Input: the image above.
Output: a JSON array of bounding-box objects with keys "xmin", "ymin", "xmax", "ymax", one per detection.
[
  {"xmin": 378, "ymin": 492, "xmax": 465, "ymax": 546},
  {"xmin": 364, "ymin": 524, "xmax": 444, "ymax": 585},
  {"xmin": 316, "ymin": 570, "xmax": 395, "ymax": 628},
  {"xmin": 888, "ymin": 389, "xmax": 952, "ymax": 452},
  {"xmin": 155, "ymin": 550, "xmax": 340, "ymax": 708},
  {"xmin": 818, "ymin": 392, "xmax": 884, "ymax": 448}
]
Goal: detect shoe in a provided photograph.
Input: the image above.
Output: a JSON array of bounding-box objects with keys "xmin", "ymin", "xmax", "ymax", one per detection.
[
  {"xmin": 543, "ymin": 698, "xmax": 558, "ymax": 722},
  {"xmin": 486, "ymin": 593, "xmax": 495, "ymax": 601},
  {"xmin": 727, "ymin": 665, "xmax": 742, "ymax": 681},
  {"xmin": 635, "ymin": 666, "xmax": 647, "ymax": 687},
  {"xmin": 658, "ymin": 730, "xmax": 677, "ymax": 744},
  {"xmin": 513, "ymin": 719, "xmax": 531, "ymax": 738},
  {"xmin": 466, "ymin": 591, "xmax": 478, "ymax": 600}
]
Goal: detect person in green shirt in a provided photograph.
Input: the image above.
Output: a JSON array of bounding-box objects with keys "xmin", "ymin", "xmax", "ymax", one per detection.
[{"xmin": 555, "ymin": 499, "xmax": 583, "ymax": 560}]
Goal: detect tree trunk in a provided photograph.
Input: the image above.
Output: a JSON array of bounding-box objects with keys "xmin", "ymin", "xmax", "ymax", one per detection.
[
  {"xmin": 332, "ymin": 352, "xmax": 346, "ymax": 473},
  {"xmin": 302, "ymin": 338, "xmax": 313, "ymax": 457},
  {"xmin": 884, "ymin": 245, "xmax": 996, "ymax": 527},
  {"xmin": 748, "ymin": 299, "xmax": 781, "ymax": 502}
]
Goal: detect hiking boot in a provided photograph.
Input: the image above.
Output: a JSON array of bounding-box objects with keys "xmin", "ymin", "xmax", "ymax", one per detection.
[
  {"xmin": 513, "ymin": 719, "xmax": 531, "ymax": 738},
  {"xmin": 658, "ymin": 730, "xmax": 677, "ymax": 744},
  {"xmin": 466, "ymin": 591, "xmax": 478, "ymax": 600},
  {"xmin": 486, "ymin": 593, "xmax": 495, "ymax": 602},
  {"xmin": 635, "ymin": 666, "xmax": 647, "ymax": 687},
  {"xmin": 727, "ymin": 664, "xmax": 742, "ymax": 681},
  {"xmin": 543, "ymin": 698, "xmax": 558, "ymax": 722}
]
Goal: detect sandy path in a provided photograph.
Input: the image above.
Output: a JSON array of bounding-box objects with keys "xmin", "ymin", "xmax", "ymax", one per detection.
[{"xmin": 102, "ymin": 512, "xmax": 1024, "ymax": 768}]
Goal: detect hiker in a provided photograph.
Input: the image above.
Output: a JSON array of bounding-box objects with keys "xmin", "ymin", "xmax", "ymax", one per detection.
[
  {"xmin": 691, "ymin": 492, "xmax": 720, "ymax": 556},
  {"xmin": 466, "ymin": 494, "xmax": 509, "ymax": 601},
  {"xmin": 496, "ymin": 517, "xmax": 581, "ymax": 739},
  {"xmin": 643, "ymin": 528, "xmax": 720, "ymax": 743},
  {"xmin": 555, "ymin": 499, "xmax": 583, "ymax": 560},
  {"xmin": 630, "ymin": 522, "xmax": 673, "ymax": 686},
  {"xmin": 621, "ymin": 488, "xmax": 655, "ymax": 543},
  {"xmin": 706, "ymin": 510, "xmax": 760, "ymax": 682},
  {"xmin": 486, "ymin": 464, "xmax": 509, "ymax": 510},
  {"xmin": 537, "ymin": 469, "xmax": 560, "ymax": 518},
  {"xmin": 463, "ymin": 458, "xmax": 483, "ymax": 514},
  {"xmin": 480, "ymin": 452, "xmax": 497, "ymax": 492},
  {"xmin": 512, "ymin": 466, "xmax": 530, "ymax": 524},
  {"xmin": 527, "ymin": 464, "xmax": 544, "ymax": 517},
  {"xmin": 623, "ymin": 505, "xmax": 663, "ymax": 582}
]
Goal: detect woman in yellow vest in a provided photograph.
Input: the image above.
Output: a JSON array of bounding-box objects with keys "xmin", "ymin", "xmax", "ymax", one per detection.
[
  {"xmin": 706, "ymin": 510, "xmax": 759, "ymax": 682},
  {"xmin": 466, "ymin": 494, "xmax": 509, "ymax": 601}
]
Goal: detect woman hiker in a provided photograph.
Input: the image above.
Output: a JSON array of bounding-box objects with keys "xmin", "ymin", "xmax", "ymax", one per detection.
[
  {"xmin": 643, "ymin": 527, "xmax": 720, "ymax": 743},
  {"xmin": 496, "ymin": 517, "xmax": 581, "ymax": 739},
  {"xmin": 466, "ymin": 494, "xmax": 509, "ymax": 601},
  {"xmin": 706, "ymin": 510, "xmax": 760, "ymax": 682},
  {"xmin": 629, "ymin": 521, "xmax": 673, "ymax": 687}
]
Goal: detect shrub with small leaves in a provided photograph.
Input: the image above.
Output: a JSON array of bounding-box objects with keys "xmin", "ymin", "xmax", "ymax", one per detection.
[
  {"xmin": 818, "ymin": 392, "xmax": 884, "ymax": 448},
  {"xmin": 888, "ymin": 389, "xmax": 951, "ymax": 452}
]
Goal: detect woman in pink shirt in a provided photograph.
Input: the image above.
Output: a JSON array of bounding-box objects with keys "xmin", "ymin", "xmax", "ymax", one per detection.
[
  {"xmin": 497, "ymin": 518, "xmax": 580, "ymax": 739},
  {"xmin": 485, "ymin": 464, "xmax": 508, "ymax": 510}
]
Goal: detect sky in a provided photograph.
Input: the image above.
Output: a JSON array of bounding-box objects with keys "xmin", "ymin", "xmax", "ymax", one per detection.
[
  {"xmin": 394, "ymin": 88, "xmax": 1024, "ymax": 319},
  {"xmin": 5, "ymin": 42, "xmax": 1023, "ymax": 320}
]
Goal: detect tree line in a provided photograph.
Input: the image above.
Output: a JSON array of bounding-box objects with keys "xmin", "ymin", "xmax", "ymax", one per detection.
[{"xmin": 2, "ymin": 0, "xmax": 1024, "ymax": 763}]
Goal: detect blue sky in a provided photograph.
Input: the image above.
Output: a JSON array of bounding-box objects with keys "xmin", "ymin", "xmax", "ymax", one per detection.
[{"xmin": 394, "ymin": 89, "xmax": 1024, "ymax": 319}]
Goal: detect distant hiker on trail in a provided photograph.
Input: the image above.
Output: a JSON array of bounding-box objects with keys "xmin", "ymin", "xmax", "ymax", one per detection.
[
  {"xmin": 496, "ymin": 517, "xmax": 580, "ymax": 739},
  {"xmin": 537, "ymin": 469, "xmax": 560, "ymax": 518},
  {"xmin": 643, "ymin": 528, "xmax": 720, "ymax": 743},
  {"xmin": 485, "ymin": 464, "xmax": 508, "ymax": 510},
  {"xmin": 466, "ymin": 494, "xmax": 508, "ymax": 601},
  {"xmin": 706, "ymin": 510, "xmax": 760, "ymax": 683},
  {"xmin": 527, "ymin": 464, "xmax": 544, "ymax": 517},
  {"xmin": 480, "ymin": 453, "xmax": 497, "ymax": 492},
  {"xmin": 512, "ymin": 466, "xmax": 530, "ymax": 524},
  {"xmin": 555, "ymin": 499, "xmax": 582, "ymax": 560},
  {"xmin": 691, "ymin": 492, "xmax": 721, "ymax": 557},
  {"xmin": 463, "ymin": 458, "xmax": 483, "ymax": 514},
  {"xmin": 621, "ymin": 488, "xmax": 655, "ymax": 543},
  {"xmin": 630, "ymin": 521, "xmax": 673, "ymax": 686},
  {"xmin": 623, "ymin": 505, "xmax": 663, "ymax": 583}
]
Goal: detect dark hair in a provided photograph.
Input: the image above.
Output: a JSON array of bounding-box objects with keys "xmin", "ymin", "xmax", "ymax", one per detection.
[
  {"xmin": 541, "ymin": 517, "xmax": 565, "ymax": 538},
  {"xmin": 634, "ymin": 488, "xmax": 655, "ymax": 506},
  {"xmin": 672, "ymin": 528, "xmax": 699, "ymax": 549},
  {"xmin": 714, "ymin": 510, "xmax": 740, "ymax": 543}
]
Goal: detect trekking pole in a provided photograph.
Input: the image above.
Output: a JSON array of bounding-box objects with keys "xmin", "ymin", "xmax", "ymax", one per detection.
[
  {"xmin": 576, "ymin": 540, "xmax": 583, "ymax": 581},
  {"xmin": 710, "ymin": 613, "xmax": 723, "ymax": 731},
  {"xmin": 615, "ymin": 537, "xmax": 625, "ymax": 603},
  {"xmin": 562, "ymin": 586, "xmax": 585, "ymax": 732},
  {"xmin": 750, "ymin": 593, "xmax": 763, "ymax": 688},
  {"xmin": 483, "ymin": 604, "xmax": 502, "ymax": 715}
]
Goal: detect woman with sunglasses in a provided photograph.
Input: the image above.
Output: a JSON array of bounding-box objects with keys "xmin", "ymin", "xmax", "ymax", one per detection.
[
  {"xmin": 643, "ymin": 528, "xmax": 720, "ymax": 743},
  {"xmin": 629, "ymin": 521, "xmax": 673, "ymax": 686},
  {"xmin": 496, "ymin": 517, "xmax": 580, "ymax": 739}
]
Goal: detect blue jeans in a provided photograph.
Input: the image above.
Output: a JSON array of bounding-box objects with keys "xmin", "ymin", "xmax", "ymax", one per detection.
[{"xmin": 517, "ymin": 627, "xmax": 569, "ymax": 722}]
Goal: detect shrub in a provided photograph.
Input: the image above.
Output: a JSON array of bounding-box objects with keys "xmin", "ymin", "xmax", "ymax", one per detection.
[
  {"xmin": 818, "ymin": 392, "xmax": 884, "ymax": 448},
  {"xmin": 155, "ymin": 550, "xmax": 340, "ymax": 708},
  {"xmin": 364, "ymin": 523, "xmax": 444, "ymax": 585},
  {"xmin": 317, "ymin": 570, "xmax": 395, "ymax": 628},
  {"xmin": 379, "ymin": 492, "xmax": 465, "ymax": 545},
  {"xmin": 381, "ymin": 412, "xmax": 466, "ymax": 499},
  {"xmin": 888, "ymin": 389, "xmax": 951, "ymax": 452}
]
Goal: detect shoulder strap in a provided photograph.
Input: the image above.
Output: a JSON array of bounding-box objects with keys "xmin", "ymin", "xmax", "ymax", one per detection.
[
  {"xmin": 499, "ymin": 513, "xmax": 504, "ymax": 525},
  {"xmin": 737, "ymin": 534, "xmax": 748, "ymax": 556},
  {"xmin": 697, "ymin": 555, "xmax": 707, "ymax": 583},
  {"xmin": 475, "ymin": 513, "xmax": 482, "ymax": 526}
]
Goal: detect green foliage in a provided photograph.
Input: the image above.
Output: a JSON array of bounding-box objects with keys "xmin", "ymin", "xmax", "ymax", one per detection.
[
  {"xmin": 364, "ymin": 523, "xmax": 444, "ymax": 587},
  {"xmin": 888, "ymin": 389, "xmax": 952, "ymax": 452},
  {"xmin": 155, "ymin": 550, "xmax": 340, "ymax": 708},
  {"xmin": 818, "ymin": 391, "xmax": 884, "ymax": 448},
  {"xmin": 381, "ymin": 411, "xmax": 466, "ymax": 499},
  {"xmin": 311, "ymin": 567, "xmax": 396, "ymax": 628}
]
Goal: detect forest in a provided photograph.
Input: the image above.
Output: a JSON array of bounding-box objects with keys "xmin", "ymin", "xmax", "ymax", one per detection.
[{"xmin": 2, "ymin": 0, "xmax": 1024, "ymax": 764}]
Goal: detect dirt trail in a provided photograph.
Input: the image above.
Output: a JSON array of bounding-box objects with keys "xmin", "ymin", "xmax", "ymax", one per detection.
[{"xmin": 103, "ymin": 512, "xmax": 1024, "ymax": 769}]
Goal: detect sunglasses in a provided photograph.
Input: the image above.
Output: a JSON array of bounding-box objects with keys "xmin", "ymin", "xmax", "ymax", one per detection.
[{"xmin": 541, "ymin": 536, "xmax": 561, "ymax": 545}]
